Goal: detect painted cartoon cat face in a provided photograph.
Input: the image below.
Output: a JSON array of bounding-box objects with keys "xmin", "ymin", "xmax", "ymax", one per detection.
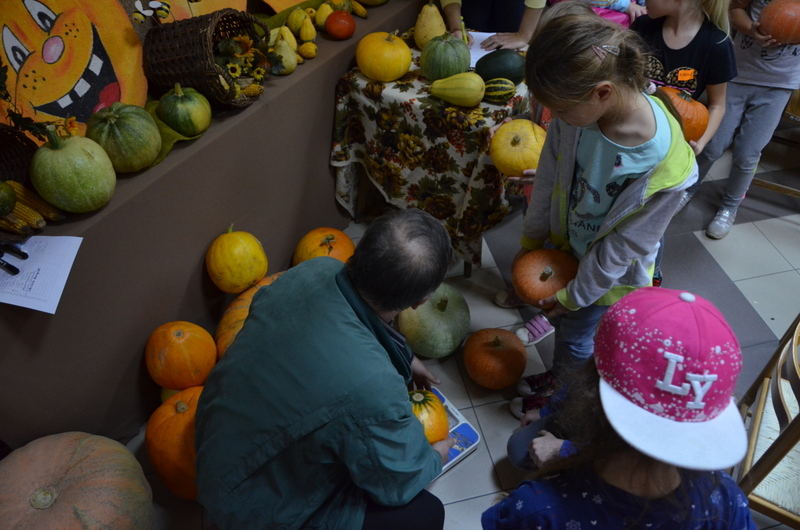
[{"xmin": 1, "ymin": 0, "xmax": 147, "ymax": 137}]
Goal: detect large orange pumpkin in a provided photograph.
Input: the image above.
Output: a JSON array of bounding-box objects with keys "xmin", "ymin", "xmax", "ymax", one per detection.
[
  {"xmin": 215, "ymin": 271, "xmax": 284, "ymax": 358},
  {"xmin": 145, "ymin": 386, "xmax": 203, "ymax": 501},
  {"xmin": 759, "ymin": 0, "xmax": 800, "ymax": 44},
  {"xmin": 409, "ymin": 390, "xmax": 449, "ymax": 443},
  {"xmin": 145, "ymin": 321, "xmax": 217, "ymax": 390},
  {"xmin": 0, "ymin": 432, "xmax": 153, "ymax": 529},
  {"xmin": 512, "ymin": 249, "xmax": 579, "ymax": 308},
  {"xmin": 292, "ymin": 227, "xmax": 356, "ymax": 266},
  {"xmin": 463, "ymin": 328, "xmax": 527, "ymax": 390},
  {"xmin": 660, "ymin": 87, "xmax": 709, "ymax": 143}
]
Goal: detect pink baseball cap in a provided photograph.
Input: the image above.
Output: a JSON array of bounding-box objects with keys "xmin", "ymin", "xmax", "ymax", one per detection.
[{"xmin": 594, "ymin": 287, "xmax": 747, "ymax": 470}]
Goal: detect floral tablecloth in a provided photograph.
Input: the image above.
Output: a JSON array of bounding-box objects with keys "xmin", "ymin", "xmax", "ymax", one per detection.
[{"xmin": 330, "ymin": 48, "xmax": 530, "ymax": 265}]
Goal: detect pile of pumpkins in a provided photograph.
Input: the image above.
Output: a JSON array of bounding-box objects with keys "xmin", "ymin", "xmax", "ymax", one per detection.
[{"xmin": 0, "ymin": 83, "xmax": 212, "ymax": 237}]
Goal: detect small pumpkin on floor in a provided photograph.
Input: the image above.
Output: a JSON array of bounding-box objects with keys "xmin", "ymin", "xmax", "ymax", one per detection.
[
  {"xmin": 396, "ymin": 282, "xmax": 470, "ymax": 359},
  {"xmin": 292, "ymin": 227, "xmax": 355, "ymax": 266},
  {"xmin": 409, "ymin": 389, "xmax": 449, "ymax": 443},
  {"xmin": 0, "ymin": 432, "xmax": 153, "ymax": 529},
  {"xmin": 145, "ymin": 321, "xmax": 217, "ymax": 390},
  {"xmin": 205, "ymin": 225, "xmax": 269, "ymax": 294},
  {"xmin": 512, "ymin": 248, "xmax": 579, "ymax": 308},
  {"xmin": 463, "ymin": 328, "xmax": 527, "ymax": 390}
]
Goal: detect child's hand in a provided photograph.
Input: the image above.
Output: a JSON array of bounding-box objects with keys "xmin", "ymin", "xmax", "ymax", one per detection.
[
  {"xmin": 488, "ymin": 117, "xmax": 513, "ymax": 142},
  {"xmin": 506, "ymin": 169, "xmax": 536, "ymax": 185},
  {"xmin": 752, "ymin": 22, "xmax": 779, "ymax": 47},
  {"xmin": 625, "ymin": 2, "xmax": 647, "ymax": 23},
  {"xmin": 540, "ymin": 295, "xmax": 569, "ymax": 319},
  {"xmin": 529, "ymin": 430, "xmax": 564, "ymax": 467},
  {"xmin": 521, "ymin": 407, "xmax": 541, "ymax": 427}
]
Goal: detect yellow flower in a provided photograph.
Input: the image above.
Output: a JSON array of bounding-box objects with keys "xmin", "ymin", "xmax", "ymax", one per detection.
[
  {"xmin": 252, "ymin": 67, "xmax": 266, "ymax": 81},
  {"xmin": 64, "ymin": 116, "xmax": 78, "ymax": 136},
  {"xmin": 234, "ymin": 35, "xmax": 254, "ymax": 56},
  {"xmin": 227, "ymin": 63, "xmax": 242, "ymax": 78}
]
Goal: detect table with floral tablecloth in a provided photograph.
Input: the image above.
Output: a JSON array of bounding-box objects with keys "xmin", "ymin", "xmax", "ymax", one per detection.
[{"xmin": 330, "ymin": 48, "xmax": 530, "ymax": 266}]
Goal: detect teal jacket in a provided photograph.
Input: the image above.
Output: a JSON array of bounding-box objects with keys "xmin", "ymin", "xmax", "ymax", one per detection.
[{"xmin": 195, "ymin": 258, "xmax": 442, "ymax": 529}]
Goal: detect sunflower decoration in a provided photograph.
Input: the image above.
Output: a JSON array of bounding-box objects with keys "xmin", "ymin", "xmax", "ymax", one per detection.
[{"xmin": 214, "ymin": 34, "xmax": 271, "ymax": 100}]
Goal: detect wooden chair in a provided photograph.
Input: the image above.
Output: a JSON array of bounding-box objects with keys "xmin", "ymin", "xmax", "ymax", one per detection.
[{"xmin": 735, "ymin": 312, "xmax": 800, "ymax": 527}]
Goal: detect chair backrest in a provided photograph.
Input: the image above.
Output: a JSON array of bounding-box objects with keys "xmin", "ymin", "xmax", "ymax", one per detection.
[{"xmin": 770, "ymin": 323, "xmax": 799, "ymax": 430}]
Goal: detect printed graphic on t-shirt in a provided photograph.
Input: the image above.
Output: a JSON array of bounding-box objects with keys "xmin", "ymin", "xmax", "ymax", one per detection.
[
  {"xmin": 644, "ymin": 56, "xmax": 699, "ymax": 92},
  {"xmin": 738, "ymin": 35, "xmax": 800, "ymax": 61}
]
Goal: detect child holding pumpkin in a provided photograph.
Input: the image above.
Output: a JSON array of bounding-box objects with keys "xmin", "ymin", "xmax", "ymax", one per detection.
[
  {"xmin": 484, "ymin": 288, "xmax": 757, "ymax": 529},
  {"xmin": 507, "ymin": 4, "xmax": 697, "ymax": 420},
  {"xmin": 678, "ymin": 0, "xmax": 800, "ymax": 239}
]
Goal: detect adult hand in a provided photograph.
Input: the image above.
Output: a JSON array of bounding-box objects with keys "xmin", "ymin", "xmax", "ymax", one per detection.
[
  {"xmin": 539, "ymin": 295, "xmax": 569, "ymax": 320},
  {"xmin": 480, "ymin": 32, "xmax": 528, "ymax": 51},
  {"xmin": 450, "ymin": 29, "xmax": 474, "ymax": 47},
  {"xmin": 625, "ymin": 2, "xmax": 647, "ymax": 23},
  {"xmin": 521, "ymin": 407, "xmax": 541, "ymax": 428},
  {"xmin": 507, "ymin": 169, "xmax": 536, "ymax": 185},
  {"xmin": 529, "ymin": 430, "xmax": 564, "ymax": 467},
  {"xmin": 432, "ymin": 437, "xmax": 457, "ymax": 464},
  {"xmin": 410, "ymin": 355, "xmax": 440, "ymax": 390}
]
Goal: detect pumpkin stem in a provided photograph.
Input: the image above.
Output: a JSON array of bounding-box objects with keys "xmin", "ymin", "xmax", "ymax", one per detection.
[
  {"xmin": 511, "ymin": 134, "xmax": 522, "ymax": 147},
  {"xmin": 44, "ymin": 125, "xmax": 63, "ymax": 150},
  {"xmin": 435, "ymin": 297, "xmax": 449, "ymax": 312},
  {"xmin": 410, "ymin": 391, "xmax": 425, "ymax": 403},
  {"xmin": 30, "ymin": 487, "xmax": 57, "ymax": 510},
  {"xmin": 226, "ymin": 224, "xmax": 234, "ymax": 234},
  {"xmin": 175, "ymin": 400, "xmax": 189, "ymax": 414},
  {"xmin": 539, "ymin": 266, "xmax": 554, "ymax": 281},
  {"xmin": 173, "ymin": 82, "xmax": 184, "ymax": 97},
  {"xmin": 386, "ymin": 30, "xmax": 399, "ymax": 42},
  {"xmin": 490, "ymin": 336, "xmax": 505, "ymax": 348}
]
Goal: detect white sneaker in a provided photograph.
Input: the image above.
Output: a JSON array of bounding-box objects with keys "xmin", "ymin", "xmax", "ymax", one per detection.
[
  {"xmin": 706, "ymin": 207, "xmax": 737, "ymax": 239},
  {"xmin": 676, "ymin": 190, "xmax": 694, "ymax": 213}
]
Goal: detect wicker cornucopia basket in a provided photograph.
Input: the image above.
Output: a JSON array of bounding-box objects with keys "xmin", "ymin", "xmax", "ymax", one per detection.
[{"xmin": 143, "ymin": 9, "xmax": 269, "ymax": 107}]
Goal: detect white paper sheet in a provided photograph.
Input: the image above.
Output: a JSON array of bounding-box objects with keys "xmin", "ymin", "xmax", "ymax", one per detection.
[
  {"xmin": 0, "ymin": 236, "xmax": 83, "ymax": 314},
  {"xmin": 468, "ymin": 32, "xmax": 497, "ymax": 68}
]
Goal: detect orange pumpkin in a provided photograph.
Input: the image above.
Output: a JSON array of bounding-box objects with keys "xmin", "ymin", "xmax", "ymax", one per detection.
[
  {"xmin": 409, "ymin": 390, "xmax": 449, "ymax": 443},
  {"xmin": 0, "ymin": 0, "xmax": 147, "ymax": 141},
  {"xmin": 0, "ymin": 432, "xmax": 153, "ymax": 528},
  {"xmin": 292, "ymin": 227, "xmax": 356, "ymax": 266},
  {"xmin": 463, "ymin": 328, "xmax": 527, "ymax": 390},
  {"xmin": 145, "ymin": 321, "xmax": 217, "ymax": 390},
  {"xmin": 145, "ymin": 386, "xmax": 203, "ymax": 501},
  {"xmin": 660, "ymin": 87, "xmax": 709, "ymax": 143},
  {"xmin": 215, "ymin": 271, "xmax": 284, "ymax": 358},
  {"xmin": 512, "ymin": 249, "xmax": 579, "ymax": 308},
  {"xmin": 758, "ymin": 0, "xmax": 800, "ymax": 44}
]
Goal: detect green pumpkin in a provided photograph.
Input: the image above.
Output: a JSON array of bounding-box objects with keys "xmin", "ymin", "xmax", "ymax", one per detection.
[
  {"xmin": 0, "ymin": 181, "xmax": 16, "ymax": 217},
  {"xmin": 156, "ymin": 83, "xmax": 212, "ymax": 137},
  {"xmin": 475, "ymin": 49, "xmax": 525, "ymax": 85},
  {"xmin": 396, "ymin": 282, "xmax": 471, "ymax": 359},
  {"xmin": 420, "ymin": 33, "xmax": 470, "ymax": 82},
  {"xmin": 86, "ymin": 102, "xmax": 162, "ymax": 173},
  {"xmin": 30, "ymin": 127, "xmax": 116, "ymax": 214}
]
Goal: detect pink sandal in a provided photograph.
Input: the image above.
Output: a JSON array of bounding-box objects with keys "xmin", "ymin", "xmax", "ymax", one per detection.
[{"xmin": 515, "ymin": 313, "xmax": 554, "ymax": 346}]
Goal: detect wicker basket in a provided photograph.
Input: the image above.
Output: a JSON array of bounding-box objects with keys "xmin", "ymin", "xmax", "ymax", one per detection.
[
  {"xmin": 0, "ymin": 124, "xmax": 38, "ymax": 185},
  {"xmin": 143, "ymin": 9, "xmax": 269, "ymax": 108}
]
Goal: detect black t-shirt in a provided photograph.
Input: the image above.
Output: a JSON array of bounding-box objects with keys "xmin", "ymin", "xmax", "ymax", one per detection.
[{"xmin": 631, "ymin": 16, "xmax": 737, "ymax": 98}]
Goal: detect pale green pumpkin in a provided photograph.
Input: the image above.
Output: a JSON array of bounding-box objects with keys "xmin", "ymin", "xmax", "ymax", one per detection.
[{"xmin": 396, "ymin": 282, "xmax": 471, "ymax": 359}]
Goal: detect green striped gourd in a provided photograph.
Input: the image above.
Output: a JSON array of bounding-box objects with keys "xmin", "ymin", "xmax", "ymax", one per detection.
[
  {"xmin": 420, "ymin": 32, "xmax": 470, "ymax": 82},
  {"xmin": 155, "ymin": 83, "xmax": 212, "ymax": 137},
  {"xmin": 482, "ymin": 78, "xmax": 516, "ymax": 105}
]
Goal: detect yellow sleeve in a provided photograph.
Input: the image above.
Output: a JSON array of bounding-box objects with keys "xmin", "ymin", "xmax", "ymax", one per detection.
[
  {"xmin": 439, "ymin": 0, "xmax": 461, "ymax": 8},
  {"xmin": 524, "ymin": 0, "xmax": 547, "ymax": 8}
]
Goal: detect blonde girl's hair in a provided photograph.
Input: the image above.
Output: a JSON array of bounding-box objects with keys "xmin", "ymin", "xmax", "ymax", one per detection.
[
  {"xmin": 701, "ymin": 0, "xmax": 731, "ymax": 36},
  {"xmin": 525, "ymin": 3, "xmax": 650, "ymax": 110}
]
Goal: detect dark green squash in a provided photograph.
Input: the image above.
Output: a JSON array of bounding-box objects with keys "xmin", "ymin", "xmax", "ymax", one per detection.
[
  {"xmin": 420, "ymin": 33, "xmax": 470, "ymax": 82},
  {"xmin": 156, "ymin": 83, "xmax": 212, "ymax": 138},
  {"xmin": 475, "ymin": 49, "xmax": 525, "ymax": 85}
]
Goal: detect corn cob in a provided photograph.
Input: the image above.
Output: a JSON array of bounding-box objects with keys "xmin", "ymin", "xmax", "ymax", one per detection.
[
  {"xmin": 4, "ymin": 180, "xmax": 65, "ymax": 221},
  {"xmin": 11, "ymin": 202, "xmax": 45, "ymax": 230},
  {"xmin": 351, "ymin": 0, "xmax": 368, "ymax": 18},
  {"xmin": 0, "ymin": 213, "xmax": 33, "ymax": 235}
]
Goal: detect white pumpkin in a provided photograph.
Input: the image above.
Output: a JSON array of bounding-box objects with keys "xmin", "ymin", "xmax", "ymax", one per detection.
[{"xmin": 396, "ymin": 282, "xmax": 471, "ymax": 359}]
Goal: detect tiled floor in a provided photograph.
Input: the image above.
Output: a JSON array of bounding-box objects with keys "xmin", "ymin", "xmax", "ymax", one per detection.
[{"xmin": 128, "ymin": 130, "xmax": 800, "ymax": 528}]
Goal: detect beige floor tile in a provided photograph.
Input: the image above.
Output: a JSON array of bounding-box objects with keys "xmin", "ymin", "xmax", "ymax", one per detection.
[
  {"xmin": 444, "ymin": 493, "xmax": 499, "ymax": 530},
  {"xmin": 421, "ymin": 354, "xmax": 472, "ymax": 411},
  {"xmin": 735, "ymin": 270, "xmax": 800, "ymax": 338},
  {"xmin": 447, "ymin": 268, "xmax": 524, "ymax": 332},
  {"xmin": 754, "ymin": 214, "xmax": 800, "ymax": 269},
  {"xmin": 473, "ymin": 400, "xmax": 530, "ymax": 491},
  {"xmin": 694, "ymin": 223, "xmax": 793, "ymax": 282}
]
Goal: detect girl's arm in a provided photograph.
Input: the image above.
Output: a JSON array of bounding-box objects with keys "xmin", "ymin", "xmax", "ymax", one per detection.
[
  {"xmin": 730, "ymin": 0, "xmax": 778, "ymax": 46},
  {"xmin": 692, "ymin": 82, "xmax": 727, "ymax": 154}
]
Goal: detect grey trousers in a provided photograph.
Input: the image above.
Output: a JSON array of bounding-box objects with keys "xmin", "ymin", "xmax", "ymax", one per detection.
[{"xmin": 690, "ymin": 82, "xmax": 793, "ymax": 209}]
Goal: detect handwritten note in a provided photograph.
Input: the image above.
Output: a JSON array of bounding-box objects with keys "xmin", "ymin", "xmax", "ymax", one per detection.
[{"xmin": 0, "ymin": 236, "xmax": 83, "ymax": 314}]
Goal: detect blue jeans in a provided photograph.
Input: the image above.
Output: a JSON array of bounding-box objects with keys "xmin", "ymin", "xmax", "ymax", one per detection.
[{"xmin": 551, "ymin": 304, "xmax": 609, "ymax": 372}]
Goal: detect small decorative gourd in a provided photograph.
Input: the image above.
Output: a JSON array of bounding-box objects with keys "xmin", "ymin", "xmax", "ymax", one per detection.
[
  {"xmin": 429, "ymin": 72, "xmax": 485, "ymax": 107},
  {"xmin": 475, "ymin": 49, "xmax": 525, "ymax": 85},
  {"xmin": 420, "ymin": 32, "xmax": 470, "ymax": 82},
  {"xmin": 414, "ymin": 0, "xmax": 447, "ymax": 49},
  {"xmin": 85, "ymin": 102, "xmax": 162, "ymax": 173},
  {"xmin": 512, "ymin": 249, "xmax": 579, "ymax": 307},
  {"xmin": 145, "ymin": 321, "xmax": 217, "ymax": 390},
  {"xmin": 660, "ymin": 87, "xmax": 709, "ymax": 143},
  {"xmin": 155, "ymin": 83, "xmax": 212, "ymax": 137},
  {"xmin": 356, "ymin": 31, "xmax": 413, "ymax": 82},
  {"xmin": 409, "ymin": 390, "xmax": 449, "ymax": 443},
  {"xmin": 205, "ymin": 225, "xmax": 269, "ymax": 294},
  {"xmin": 489, "ymin": 119, "xmax": 547, "ymax": 176},
  {"xmin": 463, "ymin": 328, "xmax": 527, "ymax": 390}
]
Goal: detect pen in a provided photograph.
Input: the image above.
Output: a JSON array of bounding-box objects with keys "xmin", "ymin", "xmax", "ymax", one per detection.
[
  {"xmin": 0, "ymin": 243, "xmax": 28, "ymax": 260},
  {"xmin": 0, "ymin": 254, "xmax": 20, "ymax": 276}
]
